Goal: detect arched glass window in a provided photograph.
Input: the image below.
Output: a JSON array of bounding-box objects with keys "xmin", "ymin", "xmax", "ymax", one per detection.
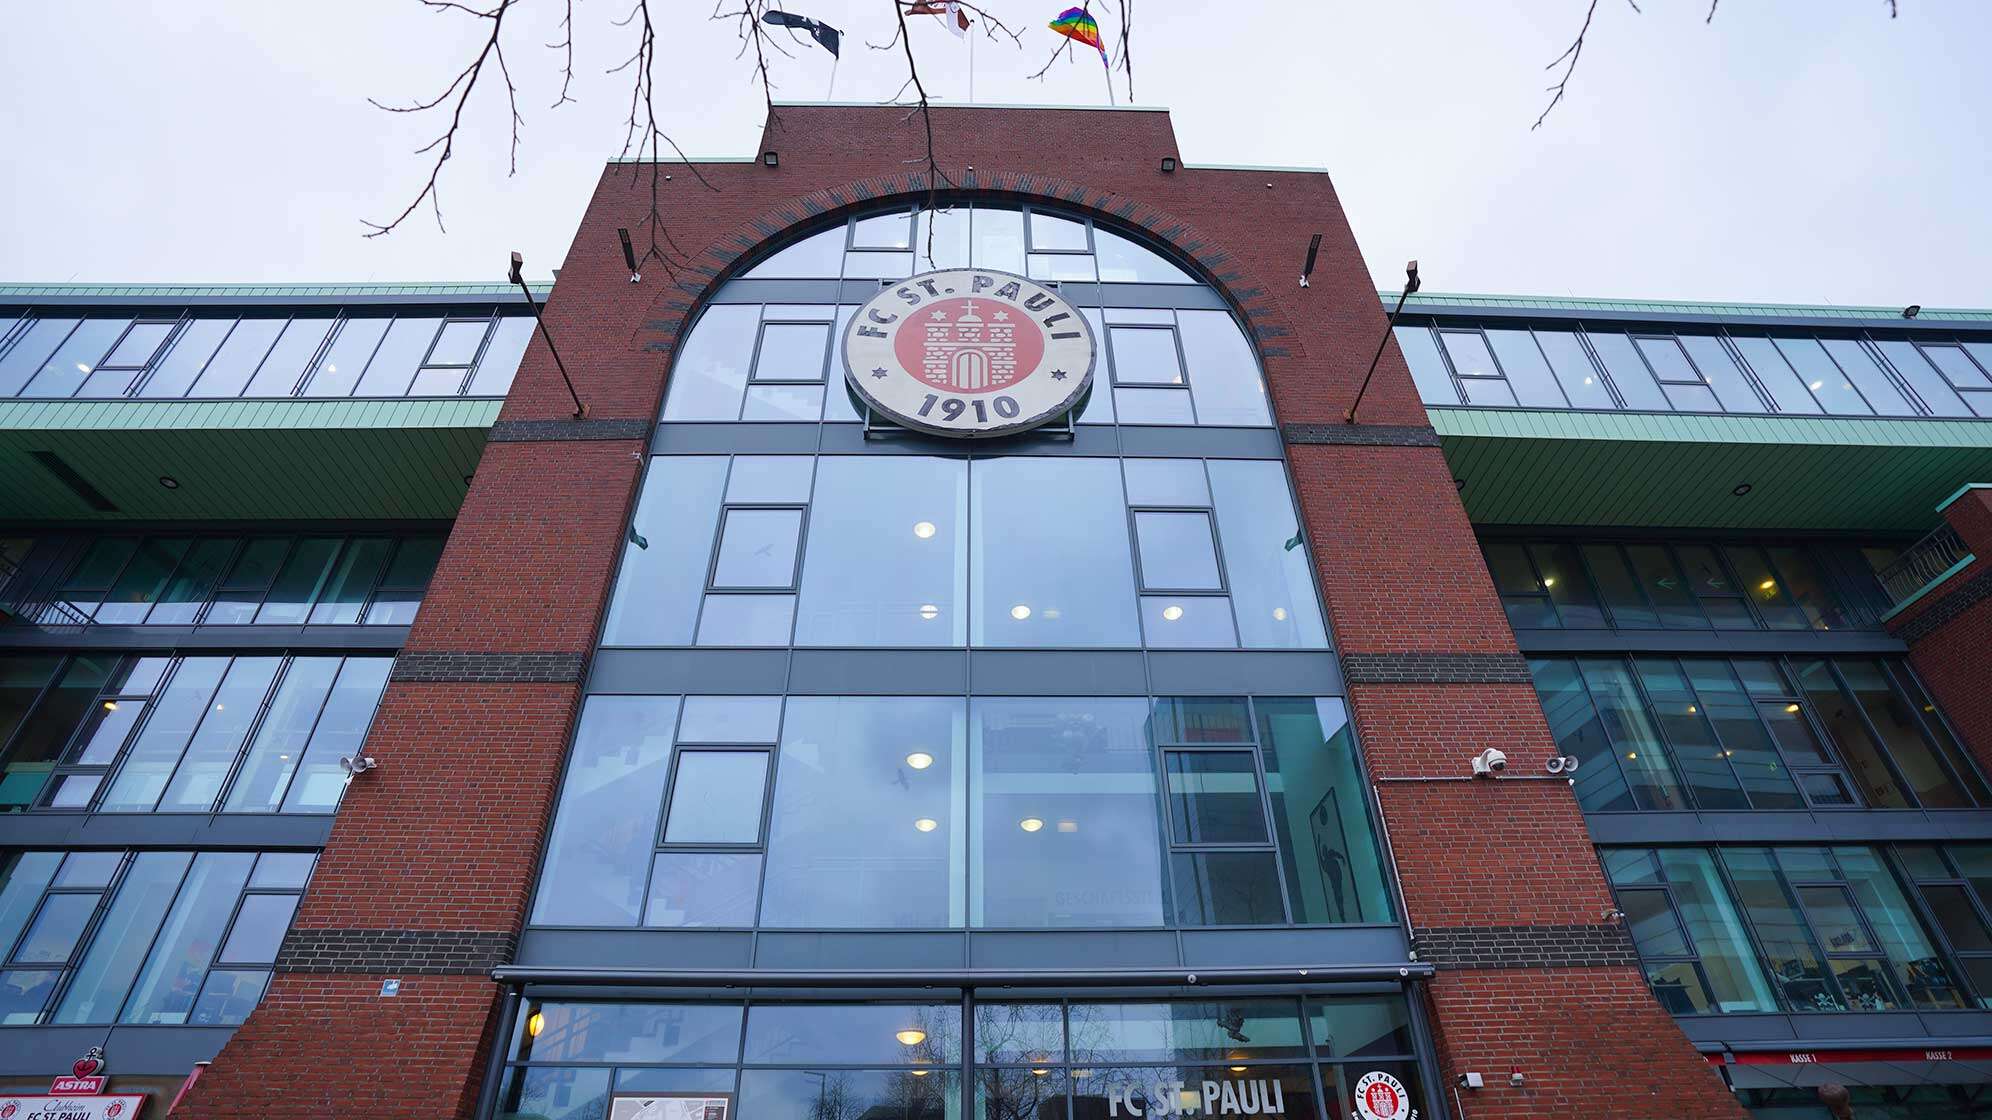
[{"xmin": 662, "ymin": 200, "xmax": 1271, "ymax": 428}]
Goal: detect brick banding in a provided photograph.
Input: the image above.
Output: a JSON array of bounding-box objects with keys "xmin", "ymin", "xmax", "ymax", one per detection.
[
  {"xmin": 1897, "ymin": 566, "xmax": 1992, "ymax": 644},
  {"xmin": 1283, "ymin": 423, "xmax": 1442, "ymax": 448},
  {"xmin": 1340, "ymin": 652, "xmax": 1533, "ymax": 684},
  {"xmin": 276, "ymin": 928, "xmax": 517, "ymax": 975},
  {"xmin": 1414, "ymin": 924, "xmax": 1639, "ymax": 970},
  {"xmin": 487, "ymin": 418, "xmax": 653, "ymax": 442},
  {"xmin": 389, "ymin": 651, "xmax": 587, "ymax": 684}
]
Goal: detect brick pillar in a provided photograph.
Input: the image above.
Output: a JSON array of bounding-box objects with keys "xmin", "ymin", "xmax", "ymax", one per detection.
[{"xmin": 1887, "ymin": 484, "xmax": 1992, "ymax": 776}]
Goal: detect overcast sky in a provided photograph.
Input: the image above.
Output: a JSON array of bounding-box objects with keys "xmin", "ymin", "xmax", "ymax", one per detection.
[{"xmin": 3, "ymin": 2, "xmax": 1988, "ymax": 305}]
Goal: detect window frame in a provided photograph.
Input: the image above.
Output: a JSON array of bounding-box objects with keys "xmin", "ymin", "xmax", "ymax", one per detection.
[
  {"xmin": 705, "ymin": 503, "xmax": 808, "ymax": 595},
  {"xmin": 746, "ymin": 318, "xmax": 835, "ymax": 386}
]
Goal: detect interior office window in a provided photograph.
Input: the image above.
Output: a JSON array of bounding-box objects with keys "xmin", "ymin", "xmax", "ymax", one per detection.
[
  {"xmin": 1832, "ymin": 845, "xmax": 1968, "ymax": 1010},
  {"xmin": 307, "ymin": 538, "xmax": 392, "ymax": 625},
  {"xmin": 1679, "ymin": 660, "xmax": 1807, "ymax": 809},
  {"xmin": 1624, "ymin": 545, "xmax": 1708, "ymax": 628},
  {"xmin": 1673, "ymin": 545, "xmax": 1755, "ymax": 628},
  {"xmin": 534, "ymin": 696, "xmax": 681, "ymax": 927},
  {"xmin": 205, "ymin": 537, "xmax": 291, "ymax": 624},
  {"xmin": 410, "ymin": 317, "xmax": 491, "ymax": 393},
  {"xmin": 1392, "ymin": 326, "xmax": 1458, "ymax": 406},
  {"xmin": 973, "ymin": 697, "xmax": 1161, "ymax": 928},
  {"xmin": 972, "ymin": 457, "xmax": 1140, "ymax": 648},
  {"xmin": 144, "ymin": 538, "xmax": 237, "ymax": 625},
  {"xmin": 276, "ymin": 658, "xmax": 391, "ymax": 813},
  {"xmin": 1632, "ymin": 658, "xmax": 1748, "ymax": 810},
  {"xmin": 152, "ymin": 657, "xmax": 282, "ymax": 812},
  {"xmin": 184, "ymin": 317, "xmax": 283, "ymax": 397},
  {"xmin": 0, "ymin": 318, "xmax": 83, "ymax": 396},
  {"xmin": 1915, "ymin": 342, "xmax": 1992, "ymax": 417},
  {"xmin": 1771, "ymin": 336, "xmax": 1873, "ymax": 416},
  {"xmin": 20, "ymin": 318, "xmax": 126, "ymax": 398},
  {"xmin": 743, "ymin": 221, "xmax": 847, "ymax": 278},
  {"xmin": 1095, "ymin": 227, "xmax": 1196, "ymax": 284},
  {"xmin": 1729, "ymin": 336, "xmax": 1825, "ymax": 415},
  {"xmin": 1255, "ymin": 697, "xmax": 1394, "ymax": 924},
  {"xmin": 1839, "ymin": 659, "xmax": 1985, "ymax": 808},
  {"xmin": 77, "ymin": 320, "xmax": 177, "ymax": 397},
  {"xmin": 603, "ymin": 456, "xmax": 730, "ymax": 645},
  {"xmin": 93, "ymin": 537, "xmax": 191, "ymax": 625},
  {"xmin": 1634, "ymin": 335, "xmax": 1720, "ymax": 412},
  {"xmin": 1207, "ymin": 460, "xmax": 1330, "ymax": 649},
  {"xmin": 1579, "ymin": 659, "xmax": 1691, "ymax": 811},
  {"xmin": 48, "ymin": 851, "xmax": 188, "ymax": 1024},
  {"xmin": 762, "ymin": 697, "xmax": 963, "ymax": 928},
  {"xmin": 1584, "ymin": 331, "xmax": 1669, "ymax": 410},
  {"xmin": 1170, "ymin": 310, "xmax": 1268, "ymax": 425},
  {"xmin": 1582, "ymin": 544, "xmax": 1659, "ymax": 629},
  {"xmin": 797, "ymin": 455, "xmax": 967, "ymax": 647},
  {"xmin": 363, "ymin": 536, "xmax": 445, "ymax": 625},
  {"xmin": 1529, "ymin": 659, "xmax": 1635, "ymax": 813},
  {"xmin": 0, "ymin": 655, "xmax": 119, "ymax": 810},
  {"xmin": 1897, "ymin": 845, "xmax": 1992, "ymax": 1007},
  {"xmin": 254, "ymin": 538, "xmax": 343, "ymax": 625},
  {"xmin": 1871, "ymin": 338, "xmax": 1970, "ymax": 418},
  {"xmin": 1531, "ymin": 329, "xmax": 1617, "ymax": 409},
  {"xmin": 1603, "ymin": 848, "xmax": 1779, "ymax": 1015},
  {"xmin": 135, "ymin": 318, "xmax": 232, "ymax": 398},
  {"xmin": 1482, "ymin": 542, "xmax": 1557, "ymax": 629},
  {"xmin": 1162, "ymin": 703, "xmax": 1282, "ymax": 926},
  {"xmin": 352, "ymin": 316, "xmax": 441, "ymax": 396},
  {"xmin": 467, "ymin": 315, "xmax": 534, "ymax": 396},
  {"xmin": 1438, "ymin": 330, "xmax": 1517, "ymax": 407},
  {"xmin": 241, "ymin": 317, "xmax": 335, "ymax": 397},
  {"xmin": 1527, "ymin": 542, "xmax": 1607, "ymax": 628},
  {"xmin": 1812, "ymin": 337, "xmax": 1915, "ymax": 416},
  {"xmin": 1485, "ymin": 329, "xmax": 1569, "ymax": 406},
  {"xmin": 301, "ymin": 317, "xmax": 390, "ymax": 397},
  {"xmin": 1675, "ymin": 334, "xmax": 1770, "ymax": 413},
  {"xmin": 662, "ymin": 305, "xmax": 760, "ymax": 420},
  {"xmin": 743, "ymin": 308, "xmax": 831, "ymax": 422},
  {"xmin": 650, "ymin": 696, "xmax": 782, "ymax": 927},
  {"xmin": 1722, "ymin": 546, "xmax": 1809, "ymax": 630}
]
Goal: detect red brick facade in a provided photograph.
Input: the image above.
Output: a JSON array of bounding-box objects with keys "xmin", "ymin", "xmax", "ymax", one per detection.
[
  {"xmin": 1887, "ymin": 486, "xmax": 1992, "ymax": 777},
  {"xmin": 176, "ymin": 105, "xmax": 1740, "ymax": 1118}
]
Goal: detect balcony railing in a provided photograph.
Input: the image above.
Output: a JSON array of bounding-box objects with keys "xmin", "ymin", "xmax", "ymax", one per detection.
[{"xmin": 1877, "ymin": 523, "xmax": 1973, "ymax": 605}]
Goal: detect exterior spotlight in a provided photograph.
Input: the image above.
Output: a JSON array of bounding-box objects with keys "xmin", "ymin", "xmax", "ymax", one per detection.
[
  {"xmin": 158, "ymin": 475, "xmax": 180, "ymax": 490},
  {"xmin": 340, "ymin": 753, "xmax": 379, "ymax": 775},
  {"xmin": 1347, "ymin": 259, "xmax": 1423, "ymax": 422},
  {"xmin": 1903, "ymin": 305, "xmax": 1921, "ymax": 319},
  {"xmin": 1299, "ymin": 233, "xmax": 1322, "ymax": 289},
  {"xmin": 1732, "ymin": 482, "xmax": 1753, "ymax": 497},
  {"xmin": 763, "ymin": 151, "xmax": 779, "ymax": 168},
  {"xmin": 1160, "ymin": 156, "xmax": 1177, "ymax": 173},
  {"xmin": 618, "ymin": 227, "xmax": 641, "ymax": 283}
]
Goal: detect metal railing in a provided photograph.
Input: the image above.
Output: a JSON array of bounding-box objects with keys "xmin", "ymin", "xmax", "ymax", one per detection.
[
  {"xmin": 1877, "ymin": 523, "xmax": 1972, "ymax": 604},
  {"xmin": 0, "ymin": 552, "xmax": 93, "ymax": 628}
]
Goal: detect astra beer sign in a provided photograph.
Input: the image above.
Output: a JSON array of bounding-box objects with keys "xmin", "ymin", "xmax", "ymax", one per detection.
[{"xmin": 843, "ymin": 268, "xmax": 1096, "ymax": 438}]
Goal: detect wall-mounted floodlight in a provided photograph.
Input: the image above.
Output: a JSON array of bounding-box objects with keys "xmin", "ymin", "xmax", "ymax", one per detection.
[
  {"xmin": 1159, "ymin": 156, "xmax": 1177, "ymax": 173},
  {"xmin": 1903, "ymin": 305, "xmax": 1922, "ymax": 319},
  {"xmin": 618, "ymin": 227, "xmax": 641, "ymax": 283},
  {"xmin": 763, "ymin": 151, "xmax": 780, "ymax": 168}
]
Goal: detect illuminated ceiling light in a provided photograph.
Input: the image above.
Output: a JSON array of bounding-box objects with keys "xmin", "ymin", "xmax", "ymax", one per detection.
[
  {"xmin": 895, "ymin": 1029, "xmax": 928, "ymax": 1047},
  {"xmin": 1056, "ymin": 819, "xmax": 1078, "ymax": 833},
  {"xmin": 1687, "ymin": 705, "xmax": 1697, "ymax": 714},
  {"xmin": 1162, "ymin": 605, "xmax": 1184, "ymax": 622},
  {"xmin": 1541, "ymin": 577, "xmax": 1557, "ymax": 587},
  {"xmin": 1759, "ymin": 579, "xmax": 1777, "ymax": 591},
  {"xmin": 102, "ymin": 701, "xmax": 118, "ymax": 711},
  {"xmin": 914, "ymin": 817, "xmax": 938, "ymax": 833},
  {"xmin": 1011, "ymin": 604, "xmax": 1032, "ymax": 620},
  {"xmin": 1583, "ymin": 376, "xmax": 1594, "ymax": 384},
  {"xmin": 76, "ymin": 363, "xmax": 92, "ymax": 373},
  {"xmin": 906, "ymin": 752, "xmax": 934, "ymax": 770},
  {"xmin": 1625, "ymin": 751, "xmax": 1638, "ymax": 760},
  {"xmin": 1272, "ymin": 607, "xmax": 1288, "ymax": 621},
  {"xmin": 918, "ymin": 604, "xmax": 940, "ymax": 620},
  {"xmin": 1031, "ymin": 1068, "xmax": 1050, "ymax": 1077},
  {"xmin": 1019, "ymin": 817, "xmax": 1045, "ymax": 833},
  {"xmin": 1230, "ymin": 1066, "xmax": 1248, "ymax": 1074},
  {"xmin": 214, "ymin": 704, "xmax": 224, "ymax": 711},
  {"xmin": 1809, "ymin": 380, "xmax": 1824, "ymax": 391},
  {"xmin": 911, "ymin": 1070, "xmax": 930, "ymax": 1078},
  {"xmin": 527, "ymin": 1011, "xmax": 546, "ymax": 1037},
  {"xmin": 913, "ymin": 521, "xmax": 937, "ymax": 539},
  {"xmin": 1785, "ymin": 703, "xmax": 1802, "ymax": 713}
]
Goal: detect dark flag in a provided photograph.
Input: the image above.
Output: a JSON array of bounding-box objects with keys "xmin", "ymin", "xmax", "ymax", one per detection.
[{"xmin": 761, "ymin": 9, "xmax": 842, "ymax": 57}]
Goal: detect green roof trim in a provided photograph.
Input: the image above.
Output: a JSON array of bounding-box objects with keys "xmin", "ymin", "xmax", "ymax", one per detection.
[
  {"xmin": 0, "ymin": 281, "xmax": 552, "ymax": 299},
  {"xmin": 1937, "ymin": 481, "xmax": 1992, "ymax": 513},
  {"xmin": 1382, "ymin": 290, "xmax": 1992, "ymax": 323}
]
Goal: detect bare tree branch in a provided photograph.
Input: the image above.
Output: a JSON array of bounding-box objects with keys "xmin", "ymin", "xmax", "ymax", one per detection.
[
  {"xmin": 1705, "ymin": 0, "xmax": 1719, "ymax": 23},
  {"xmin": 1885, "ymin": 0, "xmax": 1897, "ymax": 16},
  {"xmin": 363, "ymin": 0, "xmax": 523, "ymax": 237},
  {"xmin": 712, "ymin": 0, "xmax": 790, "ymax": 131},
  {"xmin": 550, "ymin": 0, "xmax": 578, "ymax": 108},
  {"xmin": 1531, "ymin": 0, "xmax": 1604, "ymax": 131}
]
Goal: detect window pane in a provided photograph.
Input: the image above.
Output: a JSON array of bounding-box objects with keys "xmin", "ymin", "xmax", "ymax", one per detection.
[
  {"xmin": 303, "ymin": 318, "xmax": 389, "ymax": 397},
  {"xmin": 696, "ymin": 594, "xmax": 794, "ymax": 646},
  {"xmin": 1528, "ymin": 542, "xmax": 1605, "ymax": 628},
  {"xmin": 218, "ymin": 893, "xmax": 299, "ymax": 964},
  {"xmin": 1724, "ymin": 546, "xmax": 1805, "ymax": 630},
  {"xmin": 1207, "ymin": 460, "xmax": 1328, "ymax": 649},
  {"xmin": 1, "ymin": 654, "xmax": 116, "ymax": 808},
  {"xmin": 913, "ymin": 205, "xmax": 972, "ymax": 272},
  {"xmin": 1110, "ymin": 326, "xmax": 1184, "ymax": 386},
  {"xmin": 280, "ymin": 658, "xmax": 390, "ymax": 812},
  {"xmin": 1836, "ymin": 846, "xmax": 1965, "ymax": 1009},
  {"xmin": 1682, "ymin": 660, "xmax": 1802, "ymax": 810},
  {"xmin": 1261, "ymin": 698, "xmax": 1391, "ymax": 926},
  {"xmin": 712, "ymin": 508, "xmax": 802, "ymax": 589},
  {"xmin": 250, "ymin": 852, "xmax": 316, "ymax": 891},
  {"xmin": 1095, "ymin": 227, "xmax": 1194, "ymax": 283},
  {"xmin": 1170, "ymin": 851, "xmax": 1285, "ymax": 925},
  {"xmin": 1583, "ymin": 544, "xmax": 1656, "ymax": 628},
  {"xmin": 223, "ymin": 657, "xmax": 339, "ymax": 813},
  {"xmin": 23, "ymin": 319, "xmax": 125, "ymax": 397},
  {"xmin": 205, "ymin": 537, "xmax": 290, "ymax": 625},
  {"xmin": 1633, "ymin": 658, "xmax": 1747, "ymax": 810},
  {"xmin": 0, "ymin": 969, "xmax": 57, "ymax": 1024},
  {"xmin": 845, "ymin": 251, "xmax": 913, "ymax": 280},
  {"xmin": 1151, "ymin": 698, "xmax": 1252, "ymax": 745},
  {"xmin": 745, "ymin": 225, "xmax": 847, "ymax": 278},
  {"xmin": 1634, "ymin": 336, "xmax": 1700, "ymax": 384},
  {"xmin": 1622, "ymin": 545, "xmax": 1705, "ymax": 628},
  {"xmin": 1486, "ymin": 329, "xmax": 1567, "ymax": 406},
  {"xmin": 974, "ymin": 698, "xmax": 1161, "ymax": 927},
  {"xmin": 1818, "ymin": 338, "xmax": 1914, "ymax": 415},
  {"xmin": 1886, "ymin": 662, "xmax": 1991, "ymax": 803},
  {"xmin": 532, "ymin": 696, "xmax": 679, "ymax": 926},
  {"xmin": 1871, "ymin": 339, "xmax": 1969, "ymax": 417},
  {"xmin": 242, "ymin": 317, "xmax": 332, "ymax": 397},
  {"xmin": 1795, "ymin": 660, "xmax": 1910, "ymax": 809},
  {"xmin": 853, "ymin": 210, "xmax": 914, "ymax": 249},
  {"xmin": 1459, "ymin": 377, "xmax": 1517, "ymax": 406},
  {"xmin": 741, "ymin": 1067, "xmax": 959, "ymax": 1116},
  {"xmin": 1393, "ymin": 326, "xmax": 1458, "ymax": 406},
  {"xmin": 407, "ymin": 366, "xmax": 466, "ymax": 395},
  {"xmin": 352, "ymin": 316, "xmax": 438, "ymax": 396},
  {"xmin": 1662, "ymin": 383, "xmax": 1721, "ymax": 412},
  {"xmin": 467, "ymin": 315, "xmax": 532, "ymax": 396},
  {"xmin": 1530, "ymin": 659, "xmax": 1635, "ymax": 812},
  {"xmin": 1773, "ymin": 337, "xmax": 1871, "ymax": 415},
  {"xmin": 1135, "ymin": 512, "xmax": 1221, "ymax": 591},
  {"xmin": 1178, "ymin": 310, "xmax": 1269, "ymax": 425},
  {"xmin": 1028, "ymin": 211, "xmax": 1088, "ymax": 251},
  {"xmin": 604, "ymin": 456, "xmax": 729, "ymax": 644},
  {"xmin": 748, "ymin": 1002, "xmax": 965, "ymax": 1063},
  {"xmin": 1677, "ymin": 335, "xmax": 1768, "ymax": 413},
  {"xmin": 752, "ymin": 322, "xmax": 831, "ymax": 382},
  {"xmin": 103, "ymin": 322, "xmax": 175, "ymax": 370},
  {"xmin": 973, "ymin": 207, "xmax": 1027, "ymax": 274},
  {"xmin": 1619, "ymin": 888, "xmax": 1689, "ymax": 957},
  {"xmin": 0, "ymin": 852, "xmax": 61, "ymax": 968},
  {"xmin": 1123, "ymin": 459, "xmax": 1209, "ymax": 507},
  {"xmin": 1532, "ymin": 330, "xmax": 1615, "ymax": 408},
  {"xmin": 762, "ymin": 697, "xmax": 963, "ymax": 928},
  {"xmin": 94, "ymin": 537, "xmax": 190, "ymax": 625},
  {"xmin": 254, "ymin": 538, "xmax": 342, "ymax": 624},
  {"xmin": 1921, "ymin": 884, "xmax": 1992, "ymax": 952},
  {"xmin": 497, "ymin": 1067, "xmax": 609, "ymax": 1120},
  {"xmin": 1064, "ymin": 1000, "xmax": 1306, "ymax": 1062},
  {"xmin": 122, "ymin": 851, "xmax": 256, "ymax": 1024},
  {"xmin": 1437, "ymin": 331, "xmax": 1499, "ymax": 380},
  {"xmin": 1839, "ymin": 659, "xmax": 1971, "ymax": 809},
  {"xmin": 797, "ymin": 456, "xmax": 966, "ymax": 647},
  {"xmin": 100, "ymin": 658, "xmax": 228, "ymax": 812},
  {"xmin": 972, "ymin": 458, "xmax": 1138, "ymax": 648},
  {"xmin": 307, "ymin": 538, "xmax": 391, "ymax": 624},
  {"xmin": 645, "ymin": 852, "xmax": 761, "ymax": 927},
  {"xmin": 1722, "ymin": 848, "xmax": 1840, "ymax": 1012},
  {"xmin": 15, "ymin": 893, "xmax": 99, "ymax": 963},
  {"xmin": 740, "ymin": 383, "xmax": 821, "ymax": 421},
  {"xmin": 137, "ymin": 318, "xmax": 232, "ymax": 398},
  {"xmin": 1484, "ymin": 542, "xmax": 1555, "ymax": 629},
  {"xmin": 1580, "ymin": 659, "xmax": 1690, "ymax": 811},
  {"xmin": 1656, "ymin": 849, "xmax": 1780, "ymax": 1012},
  {"xmin": 665, "ymin": 751, "xmax": 768, "ymax": 844},
  {"xmin": 364, "ymin": 537, "xmax": 444, "ymax": 625},
  {"xmin": 677, "ymin": 696, "xmax": 781, "ymax": 744},
  {"xmin": 0, "ymin": 319, "xmax": 81, "ymax": 396},
  {"xmin": 429, "ymin": 319, "xmax": 489, "ymax": 366},
  {"xmin": 1586, "ymin": 331, "xmax": 1667, "ymax": 409},
  {"xmin": 1731, "ymin": 337, "xmax": 1823, "ymax": 415},
  {"xmin": 1673, "ymin": 546, "xmax": 1754, "ymax": 628},
  {"xmin": 145, "ymin": 538, "xmax": 237, "ymax": 625},
  {"xmin": 190, "ymin": 968, "xmax": 269, "ymax": 1026},
  {"xmin": 54, "ymin": 851, "xmax": 192, "ymax": 1024},
  {"xmin": 70, "ymin": 697, "xmax": 146, "ymax": 767},
  {"xmin": 1166, "ymin": 752, "xmax": 1267, "ymax": 844},
  {"xmin": 1115, "ymin": 386, "xmax": 1196, "ymax": 423},
  {"xmin": 156, "ymin": 657, "xmax": 281, "ymax": 812},
  {"xmin": 1139, "ymin": 596, "xmax": 1238, "ymax": 648}
]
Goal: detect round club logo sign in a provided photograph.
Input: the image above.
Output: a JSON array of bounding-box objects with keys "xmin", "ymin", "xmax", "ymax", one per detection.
[
  {"xmin": 1353, "ymin": 1071, "xmax": 1412, "ymax": 1120},
  {"xmin": 844, "ymin": 268, "xmax": 1095, "ymax": 438}
]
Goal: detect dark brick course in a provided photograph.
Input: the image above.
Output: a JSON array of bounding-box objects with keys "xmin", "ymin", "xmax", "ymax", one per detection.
[
  {"xmin": 388, "ymin": 651, "xmax": 587, "ymax": 684},
  {"xmin": 487, "ymin": 418, "xmax": 653, "ymax": 442},
  {"xmin": 1415, "ymin": 924, "xmax": 1640, "ymax": 970},
  {"xmin": 1341, "ymin": 651, "xmax": 1534, "ymax": 685},
  {"xmin": 277, "ymin": 929, "xmax": 517, "ymax": 975},
  {"xmin": 1283, "ymin": 423, "xmax": 1442, "ymax": 447}
]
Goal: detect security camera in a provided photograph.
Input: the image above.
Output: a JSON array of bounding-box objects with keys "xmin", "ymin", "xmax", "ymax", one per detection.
[{"xmin": 1471, "ymin": 748, "xmax": 1508, "ymax": 777}]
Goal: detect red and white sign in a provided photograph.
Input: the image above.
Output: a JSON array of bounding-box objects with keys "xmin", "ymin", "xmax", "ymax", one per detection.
[
  {"xmin": 844, "ymin": 269, "xmax": 1096, "ymax": 438},
  {"xmin": 0, "ymin": 1096, "xmax": 144, "ymax": 1120},
  {"xmin": 46, "ymin": 1078, "xmax": 104, "ymax": 1096},
  {"xmin": 1353, "ymin": 1071, "xmax": 1414, "ymax": 1120},
  {"xmin": 1707, "ymin": 1046, "xmax": 1992, "ymax": 1066}
]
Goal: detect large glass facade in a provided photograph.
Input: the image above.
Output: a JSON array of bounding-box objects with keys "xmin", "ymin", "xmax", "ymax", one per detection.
[
  {"xmin": 495, "ymin": 995, "xmax": 1431, "ymax": 1120},
  {"xmin": 533, "ymin": 696, "xmax": 1389, "ymax": 931},
  {"xmin": 0, "ymin": 307, "xmax": 531, "ymax": 400}
]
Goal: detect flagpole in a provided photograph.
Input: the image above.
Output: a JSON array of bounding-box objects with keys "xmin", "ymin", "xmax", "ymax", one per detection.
[
  {"xmin": 1103, "ymin": 56, "xmax": 1114, "ymax": 106},
  {"xmin": 827, "ymin": 54, "xmax": 839, "ymax": 100},
  {"xmin": 969, "ymin": 24, "xmax": 975, "ymax": 103}
]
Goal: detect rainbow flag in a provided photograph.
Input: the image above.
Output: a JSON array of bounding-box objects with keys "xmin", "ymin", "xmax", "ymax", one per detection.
[{"xmin": 1048, "ymin": 6, "xmax": 1107, "ymax": 67}]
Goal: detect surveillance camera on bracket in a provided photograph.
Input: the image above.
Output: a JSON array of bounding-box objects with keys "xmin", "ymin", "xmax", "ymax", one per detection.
[{"xmin": 1471, "ymin": 747, "xmax": 1507, "ymax": 777}]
